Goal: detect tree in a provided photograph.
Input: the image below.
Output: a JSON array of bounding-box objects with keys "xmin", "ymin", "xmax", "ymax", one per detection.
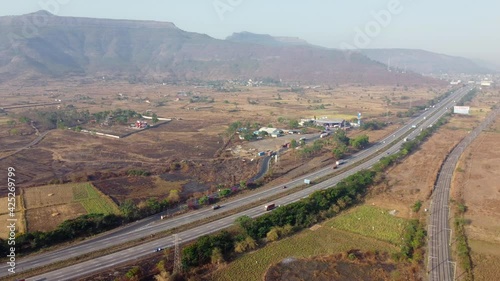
[
  {"xmin": 125, "ymin": 266, "xmax": 142, "ymax": 280},
  {"xmin": 152, "ymin": 113, "xmax": 159, "ymax": 124},
  {"xmin": 288, "ymin": 119, "xmax": 299, "ymax": 129},
  {"xmin": 239, "ymin": 180, "xmax": 247, "ymax": 189},
  {"xmin": 332, "ymin": 143, "xmax": 348, "ymax": 159},
  {"xmin": 219, "ymin": 188, "xmax": 231, "ymax": 197},
  {"xmin": 350, "ymin": 135, "xmax": 369, "ymax": 149},
  {"xmin": 266, "ymin": 228, "xmax": 280, "ymax": 242},
  {"xmin": 211, "ymin": 247, "xmax": 225, "ymax": 265},
  {"xmin": 167, "ymin": 190, "xmax": 180, "ymax": 204},
  {"xmin": 198, "ymin": 195, "xmax": 209, "ymax": 205},
  {"xmin": 120, "ymin": 200, "xmax": 140, "ymax": 220},
  {"xmin": 333, "ymin": 130, "xmax": 350, "ymax": 146}
]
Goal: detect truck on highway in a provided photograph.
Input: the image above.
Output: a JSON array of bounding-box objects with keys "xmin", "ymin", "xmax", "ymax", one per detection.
[{"xmin": 265, "ymin": 203, "xmax": 276, "ymax": 211}]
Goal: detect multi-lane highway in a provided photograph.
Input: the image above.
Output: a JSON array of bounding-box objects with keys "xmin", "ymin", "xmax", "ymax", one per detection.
[
  {"xmin": 2, "ymin": 86, "xmax": 472, "ymax": 281},
  {"xmin": 427, "ymin": 105, "xmax": 499, "ymax": 281}
]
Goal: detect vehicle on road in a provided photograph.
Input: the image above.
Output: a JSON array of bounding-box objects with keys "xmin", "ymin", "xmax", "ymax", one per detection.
[
  {"xmin": 283, "ymin": 185, "xmax": 287, "ymax": 189},
  {"xmin": 299, "ymin": 137, "xmax": 306, "ymax": 141},
  {"xmin": 212, "ymin": 204, "xmax": 221, "ymax": 210},
  {"xmin": 265, "ymin": 203, "xmax": 276, "ymax": 211},
  {"xmin": 333, "ymin": 164, "xmax": 338, "ymax": 169},
  {"xmin": 320, "ymin": 132, "xmax": 329, "ymax": 138},
  {"xmin": 336, "ymin": 159, "xmax": 346, "ymax": 165},
  {"xmin": 155, "ymin": 247, "xmax": 163, "ymax": 252}
]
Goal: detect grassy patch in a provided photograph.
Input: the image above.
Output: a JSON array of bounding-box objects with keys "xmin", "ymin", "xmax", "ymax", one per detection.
[
  {"xmin": 211, "ymin": 206, "xmax": 402, "ymax": 281},
  {"xmin": 72, "ymin": 183, "xmax": 119, "ymax": 215},
  {"xmin": 325, "ymin": 206, "xmax": 408, "ymax": 245}
]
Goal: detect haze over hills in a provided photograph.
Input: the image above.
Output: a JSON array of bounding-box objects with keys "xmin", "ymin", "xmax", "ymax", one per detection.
[
  {"xmin": 227, "ymin": 32, "xmax": 494, "ymax": 75},
  {"xmin": 226, "ymin": 31, "xmax": 312, "ymax": 47},
  {"xmin": 360, "ymin": 49, "xmax": 493, "ymax": 75},
  {"xmin": 0, "ymin": 11, "xmax": 438, "ymax": 85}
]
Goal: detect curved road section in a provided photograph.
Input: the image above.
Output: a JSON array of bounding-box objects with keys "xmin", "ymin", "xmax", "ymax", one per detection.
[
  {"xmin": 3, "ymin": 87, "xmax": 471, "ymax": 281},
  {"xmin": 427, "ymin": 107, "xmax": 499, "ymax": 281}
]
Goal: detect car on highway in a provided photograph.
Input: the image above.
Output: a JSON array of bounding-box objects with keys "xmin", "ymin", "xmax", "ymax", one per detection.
[
  {"xmin": 212, "ymin": 204, "xmax": 221, "ymax": 210},
  {"xmin": 154, "ymin": 247, "xmax": 163, "ymax": 252}
]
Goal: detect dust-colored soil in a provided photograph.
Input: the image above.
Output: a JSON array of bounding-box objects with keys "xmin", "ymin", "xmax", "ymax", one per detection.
[
  {"xmin": 0, "ymin": 81, "xmax": 445, "ymax": 236},
  {"xmin": 451, "ymin": 113, "xmax": 500, "ymax": 279},
  {"xmin": 367, "ymin": 112, "xmax": 485, "ymax": 219},
  {"xmin": 25, "ymin": 203, "xmax": 87, "ymax": 232},
  {"xmin": 23, "ymin": 184, "xmax": 75, "ymax": 209},
  {"xmin": 0, "ymin": 213, "xmax": 26, "ymax": 239},
  {"xmin": 264, "ymin": 252, "xmax": 419, "ymax": 281}
]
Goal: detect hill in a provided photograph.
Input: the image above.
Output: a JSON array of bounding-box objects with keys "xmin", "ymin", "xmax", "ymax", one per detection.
[
  {"xmin": 0, "ymin": 11, "xmax": 438, "ymax": 85},
  {"xmin": 361, "ymin": 49, "xmax": 492, "ymax": 75}
]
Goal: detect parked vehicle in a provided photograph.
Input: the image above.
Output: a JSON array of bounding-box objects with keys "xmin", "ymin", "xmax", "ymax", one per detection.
[
  {"xmin": 265, "ymin": 203, "xmax": 276, "ymax": 211},
  {"xmin": 320, "ymin": 132, "xmax": 329, "ymax": 138}
]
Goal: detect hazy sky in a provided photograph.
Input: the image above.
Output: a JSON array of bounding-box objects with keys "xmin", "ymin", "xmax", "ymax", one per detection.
[{"xmin": 3, "ymin": 0, "xmax": 499, "ymax": 64}]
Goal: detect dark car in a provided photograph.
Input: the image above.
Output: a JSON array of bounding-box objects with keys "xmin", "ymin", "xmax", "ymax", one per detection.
[
  {"xmin": 283, "ymin": 185, "xmax": 287, "ymax": 189},
  {"xmin": 212, "ymin": 204, "xmax": 221, "ymax": 210}
]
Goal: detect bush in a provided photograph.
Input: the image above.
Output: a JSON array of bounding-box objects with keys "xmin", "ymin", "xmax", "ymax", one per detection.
[{"xmin": 412, "ymin": 200, "xmax": 422, "ymax": 213}]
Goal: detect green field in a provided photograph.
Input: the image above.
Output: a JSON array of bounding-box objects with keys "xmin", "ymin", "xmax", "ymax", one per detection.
[
  {"xmin": 212, "ymin": 205, "xmax": 406, "ymax": 281},
  {"xmin": 326, "ymin": 205, "xmax": 408, "ymax": 245},
  {"xmin": 72, "ymin": 183, "xmax": 120, "ymax": 214}
]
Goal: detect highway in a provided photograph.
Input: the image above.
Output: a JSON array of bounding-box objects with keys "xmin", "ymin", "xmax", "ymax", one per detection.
[
  {"xmin": 427, "ymin": 106, "xmax": 499, "ymax": 281},
  {"xmin": 1, "ymin": 86, "xmax": 472, "ymax": 281}
]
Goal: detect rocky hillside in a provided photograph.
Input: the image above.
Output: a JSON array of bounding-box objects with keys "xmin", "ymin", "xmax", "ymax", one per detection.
[{"xmin": 0, "ymin": 11, "xmax": 438, "ymax": 85}]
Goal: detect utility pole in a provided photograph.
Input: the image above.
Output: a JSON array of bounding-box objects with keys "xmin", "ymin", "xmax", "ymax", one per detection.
[{"xmin": 173, "ymin": 234, "xmax": 181, "ymax": 274}]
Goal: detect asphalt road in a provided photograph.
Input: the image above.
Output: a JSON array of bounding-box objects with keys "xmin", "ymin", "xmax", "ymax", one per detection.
[
  {"xmin": 427, "ymin": 106, "xmax": 499, "ymax": 281},
  {"xmin": 2, "ymin": 86, "xmax": 472, "ymax": 281}
]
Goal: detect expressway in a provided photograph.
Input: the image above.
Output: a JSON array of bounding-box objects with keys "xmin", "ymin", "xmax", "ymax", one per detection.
[
  {"xmin": 427, "ymin": 106, "xmax": 499, "ymax": 281},
  {"xmin": 3, "ymin": 86, "xmax": 472, "ymax": 281}
]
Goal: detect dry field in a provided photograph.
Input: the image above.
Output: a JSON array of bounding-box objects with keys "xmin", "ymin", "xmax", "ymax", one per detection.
[
  {"xmin": 23, "ymin": 182, "xmax": 119, "ymax": 232},
  {"xmin": 0, "ymin": 196, "xmax": 26, "ymax": 239},
  {"xmin": 451, "ymin": 112, "xmax": 500, "ymax": 280},
  {"xmin": 366, "ymin": 93, "xmax": 493, "ymax": 219},
  {"xmin": 211, "ymin": 206, "xmax": 409, "ymax": 281},
  {"xmin": 0, "ymin": 80, "xmax": 446, "ymax": 233}
]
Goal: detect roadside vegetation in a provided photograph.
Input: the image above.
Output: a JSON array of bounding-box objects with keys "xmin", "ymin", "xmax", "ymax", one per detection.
[
  {"xmin": 166, "ymin": 110, "xmax": 450, "ymax": 280},
  {"xmin": 0, "ymin": 90, "xmax": 456, "ymax": 278},
  {"xmin": 453, "ymin": 201, "xmax": 474, "ymax": 281}
]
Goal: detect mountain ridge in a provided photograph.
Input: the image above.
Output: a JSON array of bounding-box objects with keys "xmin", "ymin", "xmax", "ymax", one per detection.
[{"xmin": 0, "ymin": 11, "xmax": 440, "ymax": 85}]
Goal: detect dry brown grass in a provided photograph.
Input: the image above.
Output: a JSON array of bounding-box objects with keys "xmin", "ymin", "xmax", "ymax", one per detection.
[
  {"xmin": 450, "ymin": 112, "xmax": 500, "ymax": 278},
  {"xmin": 23, "ymin": 184, "xmax": 75, "ymax": 209},
  {"xmin": 25, "ymin": 203, "xmax": 87, "ymax": 232}
]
